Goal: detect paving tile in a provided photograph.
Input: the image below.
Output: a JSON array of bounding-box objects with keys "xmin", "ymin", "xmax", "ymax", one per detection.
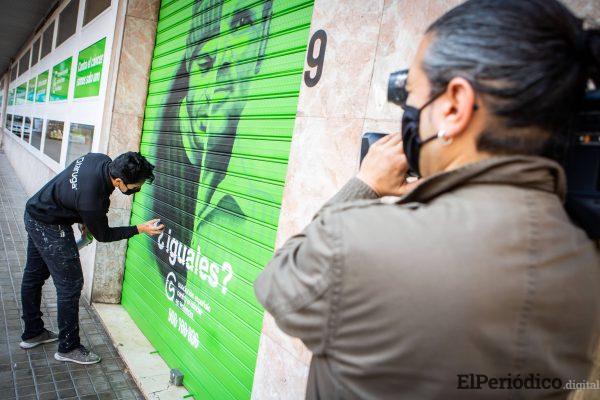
[{"xmin": 39, "ymin": 391, "xmax": 60, "ymax": 400}]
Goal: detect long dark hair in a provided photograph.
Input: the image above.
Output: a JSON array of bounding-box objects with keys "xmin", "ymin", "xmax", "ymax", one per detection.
[{"xmin": 423, "ymin": 0, "xmax": 600, "ymax": 157}]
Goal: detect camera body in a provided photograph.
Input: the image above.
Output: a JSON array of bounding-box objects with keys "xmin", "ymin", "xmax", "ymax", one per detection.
[{"xmin": 563, "ymin": 90, "xmax": 600, "ymax": 239}]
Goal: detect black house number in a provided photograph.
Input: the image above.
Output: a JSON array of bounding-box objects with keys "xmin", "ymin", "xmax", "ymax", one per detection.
[{"xmin": 304, "ymin": 29, "xmax": 327, "ymax": 87}]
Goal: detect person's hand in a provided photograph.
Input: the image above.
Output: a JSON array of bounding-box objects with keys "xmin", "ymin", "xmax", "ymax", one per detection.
[
  {"xmin": 137, "ymin": 219, "xmax": 165, "ymax": 236},
  {"xmin": 356, "ymin": 133, "xmax": 421, "ymax": 197},
  {"xmin": 78, "ymin": 223, "xmax": 89, "ymax": 237}
]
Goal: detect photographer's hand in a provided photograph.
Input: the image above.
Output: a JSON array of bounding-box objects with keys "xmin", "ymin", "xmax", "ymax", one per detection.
[{"xmin": 357, "ymin": 133, "xmax": 421, "ymax": 197}]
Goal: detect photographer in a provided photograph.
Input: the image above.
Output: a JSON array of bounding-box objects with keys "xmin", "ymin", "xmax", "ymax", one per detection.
[{"xmin": 254, "ymin": 0, "xmax": 600, "ymax": 398}]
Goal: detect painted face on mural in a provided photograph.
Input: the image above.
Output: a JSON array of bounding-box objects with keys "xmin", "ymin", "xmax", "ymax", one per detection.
[
  {"xmin": 184, "ymin": 0, "xmax": 272, "ymax": 157},
  {"xmin": 176, "ymin": 0, "xmax": 273, "ymax": 226}
]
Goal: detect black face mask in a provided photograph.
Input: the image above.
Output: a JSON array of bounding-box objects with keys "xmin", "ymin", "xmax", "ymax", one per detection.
[
  {"xmin": 116, "ymin": 179, "xmax": 141, "ymax": 195},
  {"xmin": 121, "ymin": 187, "xmax": 141, "ymax": 196},
  {"xmin": 401, "ymin": 94, "xmax": 444, "ymax": 177}
]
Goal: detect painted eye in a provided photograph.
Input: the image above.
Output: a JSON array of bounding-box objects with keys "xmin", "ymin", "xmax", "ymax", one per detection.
[
  {"xmin": 238, "ymin": 15, "xmax": 253, "ymax": 27},
  {"xmin": 233, "ymin": 10, "xmax": 255, "ymax": 30},
  {"xmin": 196, "ymin": 56, "xmax": 214, "ymax": 72}
]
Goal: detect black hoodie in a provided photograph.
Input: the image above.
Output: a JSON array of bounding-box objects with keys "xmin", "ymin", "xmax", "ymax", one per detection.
[{"xmin": 25, "ymin": 153, "xmax": 138, "ymax": 242}]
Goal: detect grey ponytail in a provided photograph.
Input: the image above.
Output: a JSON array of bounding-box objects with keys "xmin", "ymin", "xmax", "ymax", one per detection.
[{"xmin": 423, "ymin": 0, "xmax": 599, "ymax": 157}]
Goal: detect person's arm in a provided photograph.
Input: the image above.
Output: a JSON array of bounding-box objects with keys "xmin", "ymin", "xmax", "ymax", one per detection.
[
  {"xmin": 316, "ymin": 177, "xmax": 379, "ymax": 217},
  {"xmin": 79, "ymin": 210, "xmax": 138, "ymax": 243},
  {"xmin": 254, "ymin": 177, "xmax": 378, "ymax": 354},
  {"xmin": 255, "ymin": 134, "xmax": 412, "ymax": 351},
  {"xmin": 254, "ymin": 209, "xmax": 338, "ymax": 354}
]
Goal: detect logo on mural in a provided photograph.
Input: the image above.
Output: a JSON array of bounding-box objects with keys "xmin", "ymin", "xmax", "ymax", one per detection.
[{"xmin": 165, "ymin": 271, "xmax": 177, "ymax": 301}]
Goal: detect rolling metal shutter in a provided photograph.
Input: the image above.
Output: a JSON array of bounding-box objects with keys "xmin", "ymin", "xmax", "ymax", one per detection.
[{"xmin": 121, "ymin": 0, "xmax": 314, "ymax": 398}]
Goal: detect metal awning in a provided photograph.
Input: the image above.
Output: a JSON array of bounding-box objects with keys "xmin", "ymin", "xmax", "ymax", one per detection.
[{"xmin": 0, "ymin": 0, "xmax": 59, "ymax": 77}]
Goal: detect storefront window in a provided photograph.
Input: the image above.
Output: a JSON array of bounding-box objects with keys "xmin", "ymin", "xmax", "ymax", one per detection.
[
  {"xmin": 5, "ymin": 114, "xmax": 12, "ymax": 131},
  {"xmin": 23, "ymin": 117, "xmax": 32, "ymax": 143},
  {"xmin": 16, "ymin": 84, "xmax": 27, "ymax": 105},
  {"xmin": 27, "ymin": 78, "xmax": 36, "ymax": 103},
  {"xmin": 66, "ymin": 123, "xmax": 94, "ymax": 165},
  {"xmin": 31, "ymin": 118, "xmax": 43, "ymax": 150},
  {"xmin": 40, "ymin": 21, "xmax": 55, "ymax": 60},
  {"xmin": 44, "ymin": 120, "xmax": 64, "ymax": 162},
  {"xmin": 84, "ymin": 0, "xmax": 110, "ymax": 25},
  {"xmin": 12, "ymin": 115, "xmax": 23, "ymax": 138},
  {"xmin": 31, "ymin": 38, "xmax": 41, "ymax": 67},
  {"xmin": 57, "ymin": 0, "xmax": 79, "ymax": 47},
  {"xmin": 18, "ymin": 50, "xmax": 30, "ymax": 77}
]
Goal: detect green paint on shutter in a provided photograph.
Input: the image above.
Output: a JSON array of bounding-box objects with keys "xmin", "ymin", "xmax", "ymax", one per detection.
[{"xmin": 121, "ymin": 0, "xmax": 314, "ymax": 399}]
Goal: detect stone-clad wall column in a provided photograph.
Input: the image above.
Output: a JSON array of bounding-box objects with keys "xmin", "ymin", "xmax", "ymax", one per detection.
[{"xmin": 89, "ymin": 0, "xmax": 160, "ymax": 304}]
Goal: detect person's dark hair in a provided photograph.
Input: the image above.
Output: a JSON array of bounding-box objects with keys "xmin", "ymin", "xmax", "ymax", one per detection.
[
  {"xmin": 423, "ymin": 0, "xmax": 600, "ymax": 157},
  {"xmin": 109, "ymin": 152, "xmax": 155, "ymax": 184}
]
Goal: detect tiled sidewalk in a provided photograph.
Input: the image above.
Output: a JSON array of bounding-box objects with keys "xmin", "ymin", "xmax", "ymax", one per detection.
[{"xmin": 0, "ymin": 151, "xmax": 143, "ymax": 400}]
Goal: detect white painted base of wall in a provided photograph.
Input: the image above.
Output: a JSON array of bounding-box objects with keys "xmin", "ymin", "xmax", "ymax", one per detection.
[{"xmin": 93, "ymin": 303, "xmax": 191, "ymax": 400}]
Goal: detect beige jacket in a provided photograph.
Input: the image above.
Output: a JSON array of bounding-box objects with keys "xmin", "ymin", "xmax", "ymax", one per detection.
[{"xmin": 254, "ymin": 156, "xmax": 600, "ymax": 399}]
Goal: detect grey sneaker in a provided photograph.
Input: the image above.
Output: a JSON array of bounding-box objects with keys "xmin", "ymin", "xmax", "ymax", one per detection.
[
  {"xmin": 19, "ymin": 329, "xmax": 58, "ymax": 349},
  {"xmin": 54, "ymin": 345, "xmax": 101, "ymax": 365}
]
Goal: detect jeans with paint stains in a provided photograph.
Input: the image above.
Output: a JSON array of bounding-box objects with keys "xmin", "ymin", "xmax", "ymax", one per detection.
[{"xmin": 21, "ymin": 211, "xmax": 83, "ymax": 353}]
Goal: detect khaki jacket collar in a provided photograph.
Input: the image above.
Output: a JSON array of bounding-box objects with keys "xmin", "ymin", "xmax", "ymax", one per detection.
[{"xmin": 400, "ymin": 155, "xmax": 567, "ymax": 205}]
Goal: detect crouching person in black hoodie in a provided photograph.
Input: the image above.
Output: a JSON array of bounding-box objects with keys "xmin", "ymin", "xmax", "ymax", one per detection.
[{"xmin": 20, "ymin": 152, "xmax": 164, "ymax": 364}]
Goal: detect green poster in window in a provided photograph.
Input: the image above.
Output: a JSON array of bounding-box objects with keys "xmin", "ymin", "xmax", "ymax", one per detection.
[
  {"xmin": 16, "ymin": 83, "xmax": 27, "ymax": 105},
  {"xmin": 121, "ymin": 0, "xmax": 314, "ymax": 398},
  {"xmin": 36, "ymin": 71, "xmax": 49, "ymax": 103},
  {"xmin": 27, "ymin": 77, "xmax": 36, "ymax": 103},
  {"xmin": 50, "ymin": 57, "xmax": 72, "ymax": 101},
  {"xmin": 74, "ymin": 38, "xmax": 106, "ymax": 98},
  {"xmin": 8, "ymin": 88, "xmax": 14, "ymax": 106}
]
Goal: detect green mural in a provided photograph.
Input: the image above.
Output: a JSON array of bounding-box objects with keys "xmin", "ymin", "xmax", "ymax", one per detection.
[
  {"xmin": 50, "ymin": 57, "xmax": 72, "ymax": 101},
  {"xmin": 74, "ymin": 38, "xmax": 106, "ymax": 98},
  {"xmin": 8, "ymin": 88, "xmax": 15, "ymax": 106},
  {"xmin": 36, "ymin": 71, "xmax": 49, "ymax": 103},
  {"xmin": 27, "ymin": 77, "xmax": 36, "ymax": 103},
  {"xmin": 121, "ymin": 0, "xmax": 314, "ymax": 398}
]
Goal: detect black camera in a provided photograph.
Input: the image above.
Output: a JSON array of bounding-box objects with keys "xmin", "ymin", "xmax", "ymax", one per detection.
[{"xmin": 563, "ymin": 90, "xmax": 600, "ymax": 239}]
